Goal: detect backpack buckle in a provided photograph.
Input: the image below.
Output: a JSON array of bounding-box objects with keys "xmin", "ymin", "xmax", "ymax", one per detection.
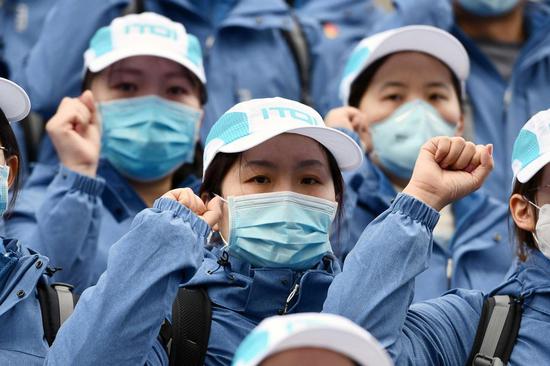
[{"xmin": 473, "ymin": 354, "xmax": 505, "ymax": 366}]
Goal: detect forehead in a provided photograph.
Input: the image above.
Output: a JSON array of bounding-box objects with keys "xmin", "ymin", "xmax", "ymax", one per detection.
[
  {"xmin": 241, "ymin": 134, "xmax": 330, "ymax": 165},
  {"xmin": 372, "ymin": 51, "xmax": 454, "ymax": 85},
  {"xmin": 106, "ymin": 55, "xmax": 189, "ymax": 77}
]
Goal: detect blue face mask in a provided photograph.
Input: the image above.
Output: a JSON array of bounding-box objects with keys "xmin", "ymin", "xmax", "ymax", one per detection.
[
  {"xmin": 219, "ymin": 191, "xmax": 337, "ymax": 270},
  {"xmin": 0, "ymin": 165, "xmax": 9, "ymax": 215},
  {"xmin": 370, "ymin": 100, "xmax": 456, "ymax": 180},
  {"xmin": 99, "ymin": 95, "xmax": 202, "ymax": 182},
  {"xmin": 458, "ymin": 0, "xmax": 519, "ymax": 17}
]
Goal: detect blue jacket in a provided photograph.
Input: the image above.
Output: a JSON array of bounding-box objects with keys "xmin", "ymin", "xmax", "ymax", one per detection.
[
  {"xmin": 324, "ymin": 193, "xmax": 550, "ymax": 365},
  {"xmin": 0, "ymin": 199, "xmax": 207, "ymax": 365},
  {"xmin": 336, "ymin": 145, "xmax": 513, "ymax": 301},
  {"xmin": 4, "ymin": 159, "xmax": 201, "ymax": 292},
  {"xmin": 366, "ymin": 0, "xmax": 550, "ymax": 202},
  {"xmin": 10, "ymin": 0, "xmax": 379, "ymax": 168}
]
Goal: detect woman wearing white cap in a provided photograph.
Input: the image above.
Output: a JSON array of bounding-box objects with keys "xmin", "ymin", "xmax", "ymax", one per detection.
[
  {"xmin": 5, "ymin": 13, "xmax": 207, "ymax": 292},
  {"xmin": 232, "ymin": 313, "xmax": 393, "ymax": 366},
  {"xmin": 325, "ymin": 25, "xmax": 511, "ymax": 301},
  {"xmin": 82, "ymin": 94, "xmax": 488, "ymax": 364},
  {"xmin": 324, "ymin": 110, "xmax": 550, "ymax": 364},
  {"xmin": 0, "ymin": 77, "xmax": 200, "ymax": 364}
]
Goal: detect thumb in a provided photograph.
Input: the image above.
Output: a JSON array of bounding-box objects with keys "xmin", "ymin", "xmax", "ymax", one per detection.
[
  {"xmin": 79, "ymin": 90, "xmax": 96, "ymax": 115},
  {"xmin": 470, "ymin": 145, "xmax": 494, "ymax": 188},
  {"xmin": 201, "ymin": 196, "xmax": 223, "ymax": 228}
]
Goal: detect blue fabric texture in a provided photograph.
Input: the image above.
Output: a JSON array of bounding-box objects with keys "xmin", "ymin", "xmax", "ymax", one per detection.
[
  {"xmin": 5, "ymin": 159, "xmax": 201, "ymax": 293},
  {"xmin": 0, "ymin": 198, "xmax": 208, "ymax": 365},
  {"xmin": 324, "ymin": 193, "xmax": 550, "ymax": 365},
  {"xmin": 334, "ymin": 131, "xmax": 513, "ymax": 302}
]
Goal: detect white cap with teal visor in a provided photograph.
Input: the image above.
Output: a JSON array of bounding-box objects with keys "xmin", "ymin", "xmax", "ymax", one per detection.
[
  {"xmin": 231, "ymin": 312, "xmax": 393, "ymax": 366},
  {"xmin": 512, "ymin": 109, "xmax": 550, "ymax": 183},
  {"xmin": 84, "ymin": 12, "xmax": 205, "ymax": 86},
  {"xmin": 202, "ymin": 97, "xmax": 363, "ymax": 175}
]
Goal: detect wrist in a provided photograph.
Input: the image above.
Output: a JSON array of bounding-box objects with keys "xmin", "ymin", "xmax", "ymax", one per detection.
[
  {"xmin": 402, "ymin": 184, "xmax": 446, "ymax": 212},
  {"xmin": 62, "ymin": 161, "xmax": 98, "ymax": 178}
]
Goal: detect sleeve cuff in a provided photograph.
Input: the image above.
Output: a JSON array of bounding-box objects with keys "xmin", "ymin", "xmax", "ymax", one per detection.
[
  {"xmin": 391, "ymin": 193, "xmax": 440, "ymax": 231},
  {"xmin": 153, "ymin": 197, "xmax": 211, "ymax": 238},
  {"xmin": 56, "ymin": 164, "xmax": 106, "ymax": 196}
]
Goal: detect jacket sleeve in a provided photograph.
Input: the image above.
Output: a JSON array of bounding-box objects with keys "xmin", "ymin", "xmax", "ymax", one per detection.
[
  {"xmin": 44, "ymin": 197, "xmax": 209, "ymax": 366},
  {"xmin": 6, "ymin": 165, "xmax": 106, "ymax": 291},
  {"xmin": 11, "ymin": 0, "xmax": 129, "ymax": 117},
  {"xmin": 323, "ymin": 193, "xmax": 485, "ymax": 365}
]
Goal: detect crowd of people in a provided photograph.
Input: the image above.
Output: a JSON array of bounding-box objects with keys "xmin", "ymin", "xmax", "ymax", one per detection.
[{"xmin": 1, "ymin": 0, "xmax": 550, "ymax": 365}]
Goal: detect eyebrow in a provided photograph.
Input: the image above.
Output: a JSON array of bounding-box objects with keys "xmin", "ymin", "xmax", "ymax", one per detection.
[{"xmin": 109, "ymin": 67, "xmax": 143, "ymax": 77}]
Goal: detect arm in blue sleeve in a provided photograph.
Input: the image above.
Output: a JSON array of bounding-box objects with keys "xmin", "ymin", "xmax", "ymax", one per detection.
[
  {"xmin": 11, "ymin": 0, "xmax": 129, "ymax": 117},
  {"xmin": 45, "ymin": 197, "xmax": 209, "ymax": 366},
  {"xmin": 323, "ymin": 193, "xmax": 484, "ymax": 365},
  {"xmin": 8, "ymin": 165, "xmax": 106, "ymax": 291}
]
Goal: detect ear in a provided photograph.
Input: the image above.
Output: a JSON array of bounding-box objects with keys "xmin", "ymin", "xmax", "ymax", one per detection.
[
  {"xmin": 454, "ymin": 113, "xmax": 465, "ymax": 137},
  {"xmin": 5, "ymin": 155, "xmax": 18, "ymax": 189},
  {"xmin": 510, "ymin": 193, "xmax": 537, "ymax": 233}
]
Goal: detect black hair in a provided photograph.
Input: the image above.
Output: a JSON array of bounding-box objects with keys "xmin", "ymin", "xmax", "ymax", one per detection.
[
  {"xmin": 347, "ymin": 53, "xmax": 464, "ymax": 111},
  {"xmin": 0, "ymin": 109, "xmax": 21, "ymax": 213},
  {"xmin": 199, "ymin": 145, "xmax": 345, "ymax": 228}
]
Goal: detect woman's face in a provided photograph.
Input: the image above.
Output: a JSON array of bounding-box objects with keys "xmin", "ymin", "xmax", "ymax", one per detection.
[
  {"xmin": 218, "ymin": 133, "xmax": 337, "ymax": 239},
  {"xmin": 90, "ymin": 55, "xmax": 202, "ymax": 109},
  {"xmin": 358, "ymin": 51, "xmax": 463, "ymax": 133}
]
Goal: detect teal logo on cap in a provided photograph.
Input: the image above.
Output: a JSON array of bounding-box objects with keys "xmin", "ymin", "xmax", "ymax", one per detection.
[
  {"xmin": 124, "ymin": 23, "xmax": 178, "ymax": 40},
  {"xmin": 512, "ymin": 129, "xmax": 540, "ymax": 169},
  {"xmin": 261, "ymin": 107, "xmax": 318, "ymax": 125},
  {"xmin": 343, "ymin": 46, "xmax": 370, "ymax": 78}
]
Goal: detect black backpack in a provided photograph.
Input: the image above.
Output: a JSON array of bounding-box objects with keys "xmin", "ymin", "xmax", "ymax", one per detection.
[
  {"xmin": 38, "ymin": 281, "xmax": 212, "ymax": 366},
  {"xmin": 466, "ymin": 295, "xmax": 523, "ymax": 366}
]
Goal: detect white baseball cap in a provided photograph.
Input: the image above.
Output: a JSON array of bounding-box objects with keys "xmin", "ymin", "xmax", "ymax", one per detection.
[
  {"xmin": 0, "ymin": 78, "xmax": 31, "ymax": 122},
  {"xmin": 203, "ymin": 97, "xmax": 363, "ymax": 175},
  {"xmin": 339, "ymin": 25, "xmax": 470, "ymax": 105},
  {"xmin": 84, "ymin": 12, "xmax": 205, "ymax": 86},
  {"xmin": 512, "ymin": 108, "xmax": 550, "ymax": 183},
  {"xmin": 232, "ymin": 313, "xmax": 393, "ymax": 366}
]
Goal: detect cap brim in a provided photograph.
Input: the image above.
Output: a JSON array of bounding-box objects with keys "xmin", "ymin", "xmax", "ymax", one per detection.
[
  {"xmin": 219, "ymin": 125, "xmax": 363, "ymax": 171},
  {"xmin": 0, "ymin": 78, "xmax": 31, "ymax": 122},
  {"xmin": 265, "ymin": 327, "xmax": 393, "ymax": 366},
  {"xmin": 516, "ymin": 151, "xmax": 550, "ymax": 183},
  {"xmin": 368, "ymin": 26, "xmax": 469, "ymax": 81},
  {"xmin": 86, "ymin": 47, "xmax": 206, "ymax": 84}
]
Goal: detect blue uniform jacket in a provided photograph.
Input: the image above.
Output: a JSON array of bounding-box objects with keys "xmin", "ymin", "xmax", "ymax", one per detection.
[
  {"xmin": 324, "ymin": 193, "xmax": 550, "ymax": 365},
  {"xmin": 4, "ymin": 159, "xmax": 201, "ymax": 292},
  {"xmin": 335, "ymin": 131, "xmax": 513, "ymax": 301},
  {"xmin": 1, "ymin": 197, "xmax": 207, "ymax": 364},
  {"xmin": 365, "ymin": 0, "xmax": 550, "ymax": 202}
]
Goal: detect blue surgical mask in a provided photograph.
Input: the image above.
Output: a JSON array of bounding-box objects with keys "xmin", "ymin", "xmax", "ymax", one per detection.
[
  {"xmin": 99, "ymin": 95, "xmax": 202, "ymax": 182},
  {"xmin": 219, "ymin": 191, "xmax": 337, "ymax": 270},
  {"xmin": 0, "ymin": 165, "xmax": 9, "ymax": 215},
  {"xmin": 370, "ymin": 100, "xmax": 456, "ymax": 180},
  {"xmin": 458, "ymin": 0, "xmax": 518, "ymax": 17}
]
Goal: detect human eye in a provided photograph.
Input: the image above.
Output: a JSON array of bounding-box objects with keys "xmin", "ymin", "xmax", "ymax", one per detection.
[
  {"xmin": 301, "ymin": 176, "xmax": 321, "ymax": 185},
  {"xmin": 167, "ymin": 85, "xmax": 190, "ymax": 96},
  {"xmin": 113, "ymin": 81, "xmax": 137, "ymax": 93},
  {"xmin": 246, "ymin": 175, "xmax": 271, "ymax": 185},
  {"xmin": 383, "ymin": 93, "xmax": 403, "ymax": 102}
]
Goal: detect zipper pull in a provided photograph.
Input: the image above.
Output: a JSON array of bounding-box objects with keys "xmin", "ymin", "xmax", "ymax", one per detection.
[
  {"xmin": 446, "ymin": 258, "xmax": 453, "ymax": 290},
  {"xmin": 282, "ymin": 283, "xmax": 300, "ymax": 315}
]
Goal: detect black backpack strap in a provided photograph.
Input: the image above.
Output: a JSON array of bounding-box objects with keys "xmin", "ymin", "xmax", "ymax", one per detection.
[
  {"xmin": 121, "ymin": 0, "xmax": 145, "ymax": 15},
  {"xmin": 160, "ymin": 287, "xmax": 212, "ymax": 366},
  {"xmin": 281, "ymin": 13, "xmax": 313, "ymax": 107},
  {"xmin": 36, "ymin": 280, "xmax": 80, "ymax": 346},
  {"xmin": 467, "ymin": 295, "xmax": 523, "ymax": 366}
]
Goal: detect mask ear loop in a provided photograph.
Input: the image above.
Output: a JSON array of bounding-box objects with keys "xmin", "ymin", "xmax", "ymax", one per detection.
[
  {"xmin": 523, "ymin": 196, "xmax": 542, "ymax": 247},
  {"xmin": 213, "ymin": 194, "xmax": 230, "ymax": 249}
]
